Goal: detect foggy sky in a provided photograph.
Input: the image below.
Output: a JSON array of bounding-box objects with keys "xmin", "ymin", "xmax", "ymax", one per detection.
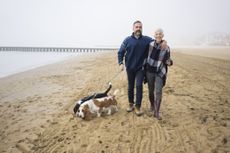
[{"xmin": 0, "ymin": 0, "xmax": 229, "ymax": 47}]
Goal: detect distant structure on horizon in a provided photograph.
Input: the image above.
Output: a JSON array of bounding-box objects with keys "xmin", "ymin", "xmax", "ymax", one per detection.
[{"xmin": 194, "ymin": 33, "xmax": 230, "ymax": 46}]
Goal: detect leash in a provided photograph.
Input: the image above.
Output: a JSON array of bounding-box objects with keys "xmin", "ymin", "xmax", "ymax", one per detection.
[
  {"xmin": 76, "ymin": 70, "xmax": 123, "ymax": 108},
  {"xmin": 106, "ymin": 70, "xmax": 123, "ymax": 84},
  {"xmin": 91, "ymin": 71, "xmax": 122, "ymax": 99}
]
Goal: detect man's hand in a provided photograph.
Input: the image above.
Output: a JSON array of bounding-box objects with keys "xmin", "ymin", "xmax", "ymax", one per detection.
[
  {"xmin": 161, "ymin": 40, "xmax": 168, "ymax": 50},
  {"xmin": 119, "ymin": 63, "xmax": 124, "ymax": 71}
]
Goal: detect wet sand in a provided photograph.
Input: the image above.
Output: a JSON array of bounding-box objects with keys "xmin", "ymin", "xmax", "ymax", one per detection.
[{"xmin": 0, "ymin": 48, "xmax": 230, "ymax": 153}]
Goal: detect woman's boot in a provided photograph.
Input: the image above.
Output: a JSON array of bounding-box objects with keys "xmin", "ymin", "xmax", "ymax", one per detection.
[
  {"xmin": 153, "ymin": 101, "xmax": 158, "ymax": 117},
  {"xmin": 150, "ymin": 100, "xmax": 155, "ymax": 112},
  {"xmin": 155, "ymin": 100, "xmax": 162, "ymax": 120}
]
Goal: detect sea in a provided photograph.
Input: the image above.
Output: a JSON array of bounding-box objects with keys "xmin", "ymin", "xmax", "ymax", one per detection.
[{"xmin": 0, "ymin": 51, "xmax": 85, "ymax": 78}]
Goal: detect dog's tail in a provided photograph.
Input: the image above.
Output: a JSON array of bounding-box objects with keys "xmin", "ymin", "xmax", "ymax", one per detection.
[{"xmin": 104, "ymin": 82, "xmax": 112, "ymax": 94}]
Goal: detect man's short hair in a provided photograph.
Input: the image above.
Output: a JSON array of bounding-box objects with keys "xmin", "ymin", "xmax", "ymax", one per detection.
[{"xmin": 133, "ymin": 20, "xmax": 142, "ymax": 26}]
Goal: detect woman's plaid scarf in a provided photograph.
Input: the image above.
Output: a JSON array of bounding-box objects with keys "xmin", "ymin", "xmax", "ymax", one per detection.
[{"xmin": 145, "ymin": 40, "xmax": 170, "ymax": 79}]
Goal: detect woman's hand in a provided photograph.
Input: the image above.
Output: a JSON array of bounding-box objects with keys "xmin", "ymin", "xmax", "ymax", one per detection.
[
  {"xmin": 166, "ymin": 59, "xmax": 173, "ymax": 66},
  {"xmin": 161, "ymin": 40, "xmax": 168, "ymax": 50}
]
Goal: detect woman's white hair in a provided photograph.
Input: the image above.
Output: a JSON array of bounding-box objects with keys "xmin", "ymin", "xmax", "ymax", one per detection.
[{"xmin": 155, "ymin": 28, "xmax": 164, "ymax": 34}]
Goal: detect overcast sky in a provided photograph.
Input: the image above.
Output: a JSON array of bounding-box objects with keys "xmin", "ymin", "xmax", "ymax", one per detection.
[{"xmin": 0, "ymin": 0, "xmax": 229, "ymax": 47}]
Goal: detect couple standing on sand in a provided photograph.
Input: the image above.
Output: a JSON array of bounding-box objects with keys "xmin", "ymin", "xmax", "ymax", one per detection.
[{"xmin": 118, "ymin": 20, "xmax": 173, "ymax": 120}]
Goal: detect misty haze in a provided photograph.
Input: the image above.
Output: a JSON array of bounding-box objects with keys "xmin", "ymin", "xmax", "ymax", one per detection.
[{"xmin": 0, "ymin": 0, "xmax": 230, "ymax": 47}]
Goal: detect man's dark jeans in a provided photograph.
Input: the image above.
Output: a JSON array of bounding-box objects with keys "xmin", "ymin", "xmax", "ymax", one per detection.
[{"xmin": 126, "ymin": 69, "xmax": 144, "ymax": 108}]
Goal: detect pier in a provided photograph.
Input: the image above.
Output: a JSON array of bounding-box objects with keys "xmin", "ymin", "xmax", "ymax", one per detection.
[{"xmin": 0, "ymin": 47, "xmax": 117, "ymax": 52}]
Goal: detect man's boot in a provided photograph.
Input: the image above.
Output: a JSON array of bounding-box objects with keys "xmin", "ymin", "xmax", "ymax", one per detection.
[
  {"xmin": 126, "ymin": 103, "xmax": 134, "ymax": 112},
  {"xmin": 135, "ymin": 106, "xmax": 144, "ymax": 116},
  {"xmin": 150, "ymin": 100, "xmax": 155, "ymax": 112}
]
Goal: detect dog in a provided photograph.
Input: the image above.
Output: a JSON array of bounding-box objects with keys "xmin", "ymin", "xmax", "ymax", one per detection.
[
  {"xmin": 73, "ymin": 82, "xmax": 112, "ymax": 114},
  {"xmin": 77, "ymin": 95, "xmax": 118, "ymax": 120}
]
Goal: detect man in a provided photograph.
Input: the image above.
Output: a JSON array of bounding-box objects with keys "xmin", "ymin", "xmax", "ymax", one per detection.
[{"xmin": 117, "ymin": 21, "xmax": 166, "ymax": 116}]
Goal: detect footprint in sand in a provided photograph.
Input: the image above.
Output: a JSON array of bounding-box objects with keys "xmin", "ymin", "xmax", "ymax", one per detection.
[
  {"xmin": 72, "ymin": 125, "xmax": 78, "ymax": 130},
  {"xmin": 58, "ymin": 137, "xmax": 64, "ymax": 142},
  {"xmin": 220, "ymin": 122, "xmax": 227, "ymax": 127},
  {"xmin": 199, "ymin": 116, "xmax": 208, "ymax": 124},
  {"xmin": 61, "ymin": 132, "xmax": 66, "ymax": 136},
  {"xmin": 51, "ymin": 121, "xmax": 58, "ymax": 125},
  {"xmin": 222, "ymin": 137, "xmax": 228, "ymax": 144},
  {"xmin": 16, "ymin": 142, "xmax": 31, "ymax": 153},
  {"xmin": 206, "ymin": 126, "xmax": 222, "ymax": 140},
  {"xmin": 81, "ymin": 144, "xmax": 88, "ymax": 148}
]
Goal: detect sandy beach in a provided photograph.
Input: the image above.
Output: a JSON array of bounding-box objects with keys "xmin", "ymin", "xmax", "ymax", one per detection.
[{"xmin": 0, "ymin": 48, "xmax": 230, "ymax": 153}]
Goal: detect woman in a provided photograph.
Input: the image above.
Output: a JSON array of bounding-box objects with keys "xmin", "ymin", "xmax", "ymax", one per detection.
[{"xmin": 145, "ymin": 28, "xmax": 173, "ymax": 120}]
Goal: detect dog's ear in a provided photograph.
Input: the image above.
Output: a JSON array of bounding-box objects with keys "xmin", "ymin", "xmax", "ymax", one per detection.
[
  {"xmin": 73, "ymin": 107, "xmax": 76, "ymax": 114},
  {"xmin": 84, "ymin": 104, "xmax": 89, "ymax": 109},
  {"xmin": 83, "ymin": 104, "xmax": 89, "ymax": 112},
  {"xmin": 73, "ymin": 104, "xmax": 80, "ymax": 114},
  {"xmin": 83, "ymin": 104, "xmax": 91, "ymax": 121}
]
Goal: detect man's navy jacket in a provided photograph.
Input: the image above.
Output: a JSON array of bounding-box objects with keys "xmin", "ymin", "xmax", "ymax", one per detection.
[{"xmin": 118, "ymin": 33, "xmax": 152, "ymax": 72}]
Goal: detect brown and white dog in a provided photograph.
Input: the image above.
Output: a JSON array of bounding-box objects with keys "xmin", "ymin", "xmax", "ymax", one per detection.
[
  {"xmin": 73, "ymin": 82, "xmax": 112, "ymax": 115},
  {"xmin": 77, "ymin": 95, "xmax": 118, "ymax": 120}
]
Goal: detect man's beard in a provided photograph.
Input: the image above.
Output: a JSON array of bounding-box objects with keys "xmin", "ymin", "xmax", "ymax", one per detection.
[{"xmin": 134, "ymin": 30, "xmax": 142, "ymax": 36}]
